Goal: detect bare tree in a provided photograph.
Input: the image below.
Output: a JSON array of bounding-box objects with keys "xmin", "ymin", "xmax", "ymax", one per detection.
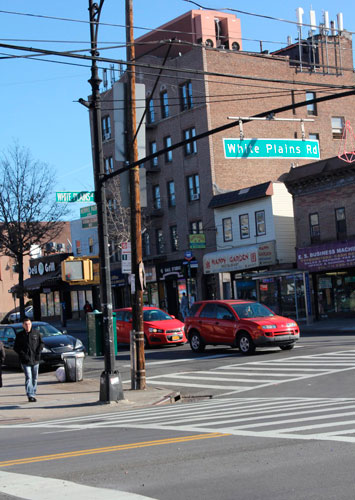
[
  {"xmin": 106, "ymin": 174, "xmax": 150, "ymax": 261},
  {"xmin": 0, "ymin": 143, "xmax": 68, "ymax": 320}
]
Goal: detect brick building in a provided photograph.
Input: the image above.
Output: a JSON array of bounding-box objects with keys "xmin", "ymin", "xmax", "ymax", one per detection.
[
  {"xmin": 285, "ymin": 156, "xmax": 355, "ymax": 320},
  {"xmin": 97, "ymin": 9, "xmax": 355, "ymax": 315}
]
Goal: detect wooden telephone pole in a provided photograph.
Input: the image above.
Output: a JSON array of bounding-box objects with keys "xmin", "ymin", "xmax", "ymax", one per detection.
[{"xmin": 125, "ymin": 0, "xmax": 146, "ymax": 390}]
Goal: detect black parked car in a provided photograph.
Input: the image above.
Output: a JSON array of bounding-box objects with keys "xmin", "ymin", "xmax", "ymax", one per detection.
[{"xmin": 0, "ymin": 321, "xmax": 85, "ymax": 369}]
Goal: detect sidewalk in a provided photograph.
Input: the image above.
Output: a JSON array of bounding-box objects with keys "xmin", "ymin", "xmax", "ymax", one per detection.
[
  {"xmin": 299, "ymin": 317, "xmax": 355, "ymax": 335},
  {"xmin": 0, "ymin": 371, "xmax": 179, "ymax": 425}
]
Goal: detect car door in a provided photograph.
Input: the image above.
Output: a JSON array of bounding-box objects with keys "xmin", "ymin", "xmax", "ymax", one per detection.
[
  {"xmin": 197, "ymin": 303, "xmax": 217, "ymax": 342},
  {"xmin": 115, "ymin": 311, "xmax": 127, "ymax": 343},
  {"xmin": 214, "ymin": 305, "xmax": 237, "ymax": 343},
  {"xmin": 0, "ymin": 327, "xmax": 18, "ymax": 367},
  {"xmin": 122, "ymin": 311, "xmax": 133, "ymax": 343}
]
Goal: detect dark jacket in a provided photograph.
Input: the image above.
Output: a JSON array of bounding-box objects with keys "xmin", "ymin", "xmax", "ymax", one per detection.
[
  {"xmin": 14, "ymin": 329, "xmax": 44, "ymax": 366},
  {"xmin": 0, "ymin": 341, "xmax": 5, "ymax": 363}
]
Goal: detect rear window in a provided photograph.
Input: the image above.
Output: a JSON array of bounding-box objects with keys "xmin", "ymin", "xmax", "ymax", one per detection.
[
  {"xmin": 199, "ymin": 303, "xmax": 217, "ymax": 318},
  {"xmin": 186, "ymin": 303, "xmax": 200, "ymax": 317}
]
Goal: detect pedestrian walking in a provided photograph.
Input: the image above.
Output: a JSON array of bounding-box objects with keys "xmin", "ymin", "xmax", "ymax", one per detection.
[
  {"xmin": 0, "ymin": 340, "xmax": 5, "ymax": 388},
  {"xmin": 14, "ymin": 318, "xmax": 44, "ymax": 402},
  {"xmin": 84, "ymin": 300, "xmax": 93, "ymax": 314},
  {"xmin": 180, "ymin": 292, "xmax": 189, "ymax": 320}
]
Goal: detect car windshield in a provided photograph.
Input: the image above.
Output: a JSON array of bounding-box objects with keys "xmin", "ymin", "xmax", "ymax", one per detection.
[
  {"xmin": 231, "ymin": 302, "xmax": 275, "ymax": 319},
  {"xmin": 143, "ymin": 309, "xmax": 172, "ymax": 322},
  {"xmin": 14, "ymin": 324, "xmax": 63, "ymax": 337}
]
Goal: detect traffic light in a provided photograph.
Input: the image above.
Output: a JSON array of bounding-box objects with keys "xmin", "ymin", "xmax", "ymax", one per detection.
[{"xmin": 61, "ymin": 257, "xmax": 93, "ymax": 283}]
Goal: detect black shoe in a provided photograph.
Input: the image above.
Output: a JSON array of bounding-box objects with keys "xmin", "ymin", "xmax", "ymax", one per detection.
[{"xmin": 28, "ymin": 397, "xmax": 37, "ymax": 402}]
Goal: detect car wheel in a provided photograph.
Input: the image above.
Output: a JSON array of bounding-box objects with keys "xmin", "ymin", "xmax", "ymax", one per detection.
[
  {"xmin": 189, "ymin": 332, "xmax": 205, "ymax": 353},
  {"xmin": 280, "ymin": 344, "xmax": 294, "ymax": 351},
  {"xmin": 238, "ymin": 332, "xmax": 255, "ymax": 355}
]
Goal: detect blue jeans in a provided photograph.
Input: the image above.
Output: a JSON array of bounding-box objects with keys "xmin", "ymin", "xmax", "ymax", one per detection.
[{"xmin": 21, "ymin": 364, "xmax": 39, "ymax": 398}]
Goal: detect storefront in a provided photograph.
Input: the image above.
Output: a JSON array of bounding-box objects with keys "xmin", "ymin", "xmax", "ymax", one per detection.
[
  {"xmin": 143, "ymin": 265, "xmax": 159, "ymax": 307},
  {"xmin": 298, "ymin": 240, "xmax": 355, "ymax": 319},
  {"xmin": 203, "ymin": 241, "xmax": 311, "ymax": 321},
  {"xmin": 157, "ymin": 259, "xmax": 197, "ymax": 318},
  {"xmin": 110, "ymin": 269, "xmax": 129, "ymax": 309}
]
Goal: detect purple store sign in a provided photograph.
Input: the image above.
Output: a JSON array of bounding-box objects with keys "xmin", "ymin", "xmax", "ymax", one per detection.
[{"xmin": 297, "ymin": 240, "xmax": 355, "ymax": 272}]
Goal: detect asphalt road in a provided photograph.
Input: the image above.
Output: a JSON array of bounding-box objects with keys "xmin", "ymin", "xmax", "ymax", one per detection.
[{"xmin": 2, "ymin": 333, "xmax": 355, "ymax": 500}]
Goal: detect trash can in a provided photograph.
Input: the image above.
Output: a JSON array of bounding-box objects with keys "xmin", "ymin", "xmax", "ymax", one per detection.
[
  {"xmin": 86, "ymin": 311, "xmax": 118, "ymax": 356},
  {"xmin": 61, "ymin": 352, "xmax": 85, "ymax": 382}
]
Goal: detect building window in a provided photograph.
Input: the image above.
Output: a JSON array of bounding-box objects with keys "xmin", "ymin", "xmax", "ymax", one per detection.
[
  {"xmin": 306, "ymin": 91, "xmax": 317, "ymax": 115},
  {"xmin": 149, "ymin": 141, "xmax": 158, "ymax": 167},
  {"xmin": 143, "ymin": 232, "xmax": 150, "ymax": 257},
  {"xmin": 239, "ymin": 214, "xmax": 249, "ymax": 239},
  {"xmin": 75, "ymin": 240, "xmax": 81, "ymax": 255},
  {"xmin": 190, "ymin": 220, "xmax": 203, "ymax": 234},
  {"xmin": 222, "ymin": 217, "xmax": 233, "ymax": 242},
  {"xmin": 170, "ymin": 225, "xmax": 179, "ymax": 252},
  {"xmin": 88, "ymin": 237, "xmax": 94, "ymax": 253},
  {"xmin": 184, "ymin": 127, "xmax": 197, "ymax": 155},
  {"xmin": 147, "ymin": 97, "xmax": 155, "ymax": 123},
  {"xmin": 104, "ymin": 156, "xmax": 113, "ymax": 174},
  {"xmin": 156, "ymin": 229, "xmax": 164, "ymax": 254},
  {"xmin": 309, "ymin": 213, "xmax": 320, "ymax": 243},
  {"xmin": 187, "ymin": 174, "xmax": 200, "ymax": 201},
  {"xmin": 331, "ymin": 117, "xmax": 344, "ymax": 139},
  {"xmin": 335, "ymin": 207, "xmax": 347, "ymax": 240},
  {"xmin": 160, "ymin": 90, "xmax": 169, "ymax": 118},
  {"xmin": 309, "ymin": 133, "xmax": 319, "ymax": 141},
  {"xmin": 255, "ymin": 210, "xmax": 266, "ymax": 236},
  {"xmin": 102, "ymin": 115, "xmax": 111, "ymax": 140},
  {"xmin": 153, "ymin": 185, "xmax": 161, "ymax": 209},
  {"xmin": 167, "ymin": 181, "xmax": 176, "ymax": 207},
  {"xmin": 164, "ymin": 136, "xmax": 172, "ymax": 163},
  {"xmin": 179, "ymin": 81, "xmax": 193, "ymax": 111}
]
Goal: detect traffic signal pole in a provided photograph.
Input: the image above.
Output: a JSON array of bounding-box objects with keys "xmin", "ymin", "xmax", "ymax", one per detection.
[
  {"xmin": 126, "ymin": 0, "xmax": 146, "ymax": 390},
  {"xmin": 87, "ymin": 0, "xmax": 124, "ymax": 402}
]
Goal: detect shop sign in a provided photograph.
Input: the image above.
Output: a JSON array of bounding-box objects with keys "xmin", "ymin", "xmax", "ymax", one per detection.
[
  {"xmin": 189, "ymin": 233, "xmax": 206, "ymax": 249},
  {"xmin": 297, "ymin": 240, "xmax": 355, "ymax": 272},
  {"xmin": 203, "ymin": 246, "xmax": 259, "ymax": 274},
  {"xmin": 144, "ymin": 265, "xmax": 157, "ymax": 283},
  {"xmin": 223, "ymin": 138, "xmax": 320, "ymax": 159},
  {"xmin": 28, "ymin": 261, "xmax": 56, "ymax": 276},
  {"xmin": 318, "ymin": 277, "xmax": 332, "ymax": 289},
  {"xmin": 158, "ymin": 260, "xmax": 184, "ymax": 280},
  {"xmin": 258, "ymin": 241, "xmax": 276, "ymax": 266}
]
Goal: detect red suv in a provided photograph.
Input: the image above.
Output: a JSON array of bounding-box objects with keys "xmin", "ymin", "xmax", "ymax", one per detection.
[{"xmin": 184, "ymin": 300, "xmax": 299, "ymax": 355}]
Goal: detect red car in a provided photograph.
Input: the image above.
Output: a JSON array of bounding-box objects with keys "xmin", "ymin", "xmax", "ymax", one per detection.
[
  {"xmin": 184, "ymin": 300, "xmax": 299, "ymax": 355},
  {"xmin": 113, "ymin": 306, "xmax": 186, "ymax": 348}
]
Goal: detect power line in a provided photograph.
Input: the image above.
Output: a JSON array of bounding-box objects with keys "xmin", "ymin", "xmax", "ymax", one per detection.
[{"xmin": 0, "ymin": 41, "xmax": 353, "ymax": 91}]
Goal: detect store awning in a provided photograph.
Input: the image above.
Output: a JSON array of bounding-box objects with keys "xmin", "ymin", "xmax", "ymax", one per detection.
[{"xmin": 10, "ymin": 270, "xmax": 62, "ymax": 293}]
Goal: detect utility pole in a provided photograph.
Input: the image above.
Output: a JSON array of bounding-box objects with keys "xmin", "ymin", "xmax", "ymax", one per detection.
[
  {"xmin": 126, "ymin": 0, "xmax": 146, "ymax": 390},
  {"xmin": 86, "ymin": 0, "xmax": 124, "ymax": 402}
]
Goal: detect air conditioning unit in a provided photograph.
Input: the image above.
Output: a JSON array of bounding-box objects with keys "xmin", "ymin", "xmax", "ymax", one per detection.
[
  {"xmin": 45, "ymin": 242, "xmax": 57, "ymax": 253},
  {"xmin": 191, "ymin": 193, "xmax": 200, "ymax": 201}
]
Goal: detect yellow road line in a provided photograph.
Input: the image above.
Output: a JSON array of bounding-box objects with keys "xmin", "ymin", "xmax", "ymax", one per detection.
[{"xmin": 0, "ymin": 432, "xmax": 230, "ymax": 467}]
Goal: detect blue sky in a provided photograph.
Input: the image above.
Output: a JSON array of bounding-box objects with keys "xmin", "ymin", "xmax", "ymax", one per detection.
[{"xmin": 0, "ymin": 1, "xmax": 353, "ymax": 219}]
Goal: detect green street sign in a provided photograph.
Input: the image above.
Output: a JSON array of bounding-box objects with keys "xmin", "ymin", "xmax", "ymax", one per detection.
[
  {"xmin": 80, "ymin": 205, "xmax": 98, "ymax": 218},
  {"xmin": 223, "ymin": 138, "xmax": 320, "ymax": 159},
  {"xmin": 56, "ymin": 192, "xmax": 95, "ymax": 203}
]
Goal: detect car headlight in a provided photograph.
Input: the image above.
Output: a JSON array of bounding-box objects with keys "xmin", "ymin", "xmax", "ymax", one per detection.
[
  {"xmin": 42, "ymin": 346, "xmax": 51, "ymax": 353},
  {"xmin": 261, "ymin": 325, "xmax": 277, "ymax": 329},
  {"xmin": 148, "ymin": 328, "xmax": 164, "ymax": 333},
  {"xmin": 287, "ymin": 322, "xmax": 297, "ymax": 327},
  {"xmin": 74, "ymin": 339, "xmax": 83, "ymax": 349}
]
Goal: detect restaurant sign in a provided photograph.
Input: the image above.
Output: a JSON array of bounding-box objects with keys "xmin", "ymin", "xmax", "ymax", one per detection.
[{"xmin": 297, "ymin": 240, "xmax": 355, "ymax": 272}]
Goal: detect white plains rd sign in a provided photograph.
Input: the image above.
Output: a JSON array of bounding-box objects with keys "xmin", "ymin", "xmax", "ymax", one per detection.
[{"xmin": 223, "ymin": 138, "xmax": 320, "ymax": 159}]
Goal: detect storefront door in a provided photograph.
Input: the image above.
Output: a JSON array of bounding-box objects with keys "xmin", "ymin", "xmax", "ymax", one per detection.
[{"xmin": 165, "ymin": 278, "xmax": 179, "ymax": 318}]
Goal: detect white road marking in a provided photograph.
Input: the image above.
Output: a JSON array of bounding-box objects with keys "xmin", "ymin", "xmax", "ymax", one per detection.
[{"xmin": 0, "ymin": 471, "xmax": 156, "ymax": 500}]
